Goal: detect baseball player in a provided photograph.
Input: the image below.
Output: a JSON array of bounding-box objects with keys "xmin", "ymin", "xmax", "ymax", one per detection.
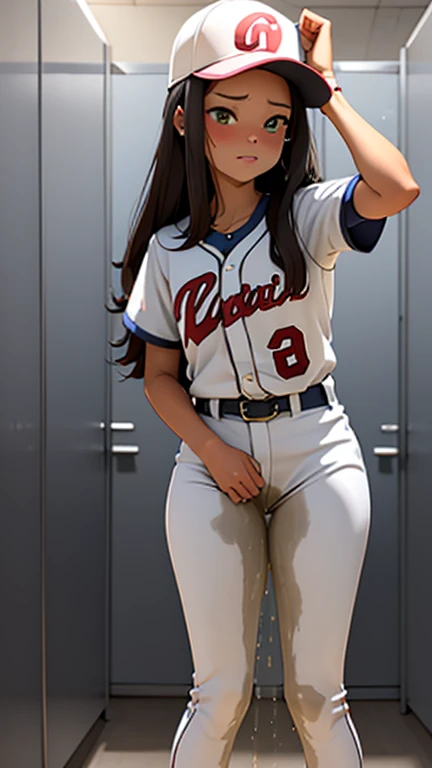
[{"xmin": 117, "ymin": 1, "xmax": 419, "ymax": 766}]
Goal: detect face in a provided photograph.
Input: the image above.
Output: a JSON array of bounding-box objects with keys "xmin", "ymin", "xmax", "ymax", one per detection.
[{"xmin": 202, "ymin": 68, "xmax": 292, "ymax": 183}]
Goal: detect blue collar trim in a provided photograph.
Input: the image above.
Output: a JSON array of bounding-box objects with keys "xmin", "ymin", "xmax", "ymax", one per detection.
[{"xmin": 205, "ymin": 194, "xmax": 269, "ymax": 256}]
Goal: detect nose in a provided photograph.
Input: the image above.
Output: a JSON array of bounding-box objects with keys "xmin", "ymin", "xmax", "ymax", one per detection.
[{"xmin": 247, "ymin": 135, "xmax": 258, "ymax": 144}]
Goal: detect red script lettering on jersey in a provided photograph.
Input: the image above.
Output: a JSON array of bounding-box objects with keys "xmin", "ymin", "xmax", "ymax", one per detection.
[{"xmin": 173, "ymin": 272, "xmax": 309, "ymax": 347}]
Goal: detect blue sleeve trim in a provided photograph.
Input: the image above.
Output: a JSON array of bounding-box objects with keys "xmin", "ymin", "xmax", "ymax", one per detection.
[
  {"xmin": 340, "ymin": 173, "xmax": 387, "ymax": 253},
  {"xmin": 123, "ymin": 312, "xmax": 182, "ymax": 349}
]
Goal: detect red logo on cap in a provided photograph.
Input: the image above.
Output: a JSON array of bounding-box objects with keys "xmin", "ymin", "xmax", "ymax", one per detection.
[{"xmin": 235, "ymin": 13, "xmax": 282, "ymax": 53}]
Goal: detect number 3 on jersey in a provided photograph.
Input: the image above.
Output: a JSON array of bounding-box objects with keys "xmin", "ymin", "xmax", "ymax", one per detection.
[{"xmin": 267, "ymin": 325, "xmax": 310, "ymax": 380}]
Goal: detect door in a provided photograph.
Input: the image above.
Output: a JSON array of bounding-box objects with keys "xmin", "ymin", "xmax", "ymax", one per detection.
[
  {"xmin": 319, "ymin": 66, "xmax": 400, "ymax": 696},
  {"xmin": 404, "ymin": 16, "xmax": 432, "ymax": 732},
  {"xmin": 0, "ymin": 1, "xmax": 43, "ymax": 765},
  {"xmin": 41, "ymin": 1, "xmax": 110, "ymax": 765},
  {"xmin": 111, "ymin": 68, "xmax": 193, "ymax": 690}
]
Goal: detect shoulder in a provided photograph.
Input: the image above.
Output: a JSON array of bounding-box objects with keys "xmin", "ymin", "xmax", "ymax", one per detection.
[
  {"xmin": 141, "ymin": 217, "xmax": 191, "ymax": 279},
  {"xmin": 290, "ymin": 175, "xmax": 363, "ymax": 267},
  {"xmin": 292, "ymin": 177, "xmax": 355, "ymax": 211}
]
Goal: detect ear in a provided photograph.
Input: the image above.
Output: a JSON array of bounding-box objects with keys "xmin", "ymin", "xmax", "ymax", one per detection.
[{"xmin": 173, "ymin": 106, "xmax": 185, "ymax": 136}]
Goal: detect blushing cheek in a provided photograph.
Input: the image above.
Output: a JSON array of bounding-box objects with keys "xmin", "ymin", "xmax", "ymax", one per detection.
[
  {"xmin": 205, "ymin": 114, "xmax": 238, "ymax": 145},
  {"xmin": 260, "ymin": 129, "xmax": 284, "ymax": 158}
]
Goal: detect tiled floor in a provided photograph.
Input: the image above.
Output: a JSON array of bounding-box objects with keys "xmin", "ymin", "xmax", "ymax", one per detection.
[{"xmin": 79, "ymin": 697, "xmax": 432, "ymax": 768}]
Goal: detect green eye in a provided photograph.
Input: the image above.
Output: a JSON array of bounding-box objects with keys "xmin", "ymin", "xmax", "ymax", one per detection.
[
  {"xmin": 207, "ymin": 108, "xmax": 236, "ymax": 125},
  {"xmin": 264, "ymin": 116, "xmax": 289, "ymax": 133}
]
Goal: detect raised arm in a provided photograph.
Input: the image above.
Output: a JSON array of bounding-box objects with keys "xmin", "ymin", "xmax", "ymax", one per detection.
[{"xmin": 299, "ymin": 7, "xmax": 420, "ymax": 219}]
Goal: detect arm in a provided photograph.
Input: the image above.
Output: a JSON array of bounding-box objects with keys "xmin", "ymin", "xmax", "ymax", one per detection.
[
  {"xmin": 144, "ymin": 343, "xmax": 220, "ymax": 462},
  {"xmin": 144, "ymin": 343, "xmax": 265, "ymax": 504},
  {"xmin": 124, "ymin": 242, "xmax": 262, "ymax": 501},
  {"xmin": 299, "ymin": 8, "xmax": 420, "ymax": 219},
  {"xmin": 320, "ymin": 90, "xmax": 420, "ymax": 219}
]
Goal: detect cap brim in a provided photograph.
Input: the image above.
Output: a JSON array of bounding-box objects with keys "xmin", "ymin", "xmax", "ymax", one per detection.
[{"xmin": 195, "ymin": 54, "xmax": 332, "ymax": 108}]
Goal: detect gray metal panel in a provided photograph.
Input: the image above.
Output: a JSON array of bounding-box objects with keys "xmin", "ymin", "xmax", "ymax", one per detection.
[
  {"xmin": 322, "ymin": 71, "xmax": 400, "ymax": 688},
  {"xmin": 111, "ymin": 73, "xmax": 193, "ymax": 686},
  {"xmin": 398, "ymin": 45, "xmax": 409, "ymax": 716},
  {"xmin": 103, "ymin": 41, "xmax": 113, "ymax": 730},
  {"xmin": 334, "ymin": 62, "xmax": 400, "ymax": 74},
  {"xmin": 40, "ymin": 0, "xmax": 109, "ymax": 765},
  {"xmin": 0, "ymin": 1, "xmax": 43, "ymax": 766},
  {"xmin": 404, "ymin": 9, "xmax": 432, "ymax": 732}
]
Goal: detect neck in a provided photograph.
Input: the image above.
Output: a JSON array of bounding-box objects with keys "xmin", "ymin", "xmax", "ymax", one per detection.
[{"xmin": 209, "ymin": 170, "xmax": 262, "ymax": 233}]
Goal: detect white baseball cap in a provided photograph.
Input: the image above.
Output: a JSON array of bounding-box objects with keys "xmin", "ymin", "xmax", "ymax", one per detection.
[{"xmin": 168, "ymin": 0, "xmax": 332, "ymax": 108}]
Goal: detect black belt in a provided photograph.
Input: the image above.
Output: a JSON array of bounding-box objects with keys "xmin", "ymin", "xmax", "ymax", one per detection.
[{"xmin": 194, "ymin": 382, "xmax": 329, "ymax": 422}]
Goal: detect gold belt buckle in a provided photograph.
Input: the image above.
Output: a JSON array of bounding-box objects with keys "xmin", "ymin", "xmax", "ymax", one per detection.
[{"xmin": 239, "ymin": 400, "xmax": 280, "ymax": 422}]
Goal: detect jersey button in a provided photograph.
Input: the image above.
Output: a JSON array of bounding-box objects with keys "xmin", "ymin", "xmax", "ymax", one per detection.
[{"xmin": 226, "ymin": 233, "xmax": 233, "ymax": 240}]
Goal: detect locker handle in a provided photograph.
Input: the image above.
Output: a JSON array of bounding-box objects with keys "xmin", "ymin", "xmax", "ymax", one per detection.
[
  {"xmin": 380, "ymin": 424, "xmax": 399, "ymax": 433},
  {"xmin": 373, "ymin": 447, "xmax": 399, "ymax": 457},
  {"xmin": 111, "ymin": 445, "xmax": 140, "ymax": 455}
]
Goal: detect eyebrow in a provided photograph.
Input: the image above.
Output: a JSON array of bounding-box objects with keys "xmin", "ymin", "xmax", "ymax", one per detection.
[
  {"xmin": 268, "ymin": 99, "xmax": 292, "ymax": 111},
  {"xmin": 212, "ymin": 91, "xmax": 291, "ymax": 110}
]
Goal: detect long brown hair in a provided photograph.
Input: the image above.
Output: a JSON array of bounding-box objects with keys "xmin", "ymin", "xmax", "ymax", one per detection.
[{"xmin": 108, "ymin": 69, "xmax": 322, "ymax": 385}]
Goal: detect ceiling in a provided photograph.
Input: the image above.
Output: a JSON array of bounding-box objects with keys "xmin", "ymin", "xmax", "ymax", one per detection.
[{"xmin": 87, "ymin": 0, "xmax": 430, "ymax": 61}]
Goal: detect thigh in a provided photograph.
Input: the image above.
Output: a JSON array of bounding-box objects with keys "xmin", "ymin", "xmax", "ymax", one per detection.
[
  {"xmin": 165, "ymin": 447, "xmax": 269, "ymax": 688},
  {"xmin": 268, "ymin": 466, "xmax": 371, "ymax": 688}
]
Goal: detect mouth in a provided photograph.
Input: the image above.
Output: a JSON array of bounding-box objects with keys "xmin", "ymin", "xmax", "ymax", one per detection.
[{"xmin": 237, "ymin": 156, "xmax": 258, "ymax": 163}]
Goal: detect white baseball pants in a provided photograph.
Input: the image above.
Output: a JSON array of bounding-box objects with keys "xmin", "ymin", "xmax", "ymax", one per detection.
[{"xmin": 165, "ymin": 380, "xmax": 371, "ymax": 768}]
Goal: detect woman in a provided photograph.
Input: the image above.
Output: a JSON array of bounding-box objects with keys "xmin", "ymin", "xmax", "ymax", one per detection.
[{"xmin": 113, "ymin": 2, "xmax": 419, "ymax": 765}]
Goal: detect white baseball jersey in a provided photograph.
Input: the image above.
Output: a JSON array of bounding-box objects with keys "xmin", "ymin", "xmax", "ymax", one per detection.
[{"xmin": 124, "ymin": 174, "xmax": 386, "ymax": 399}]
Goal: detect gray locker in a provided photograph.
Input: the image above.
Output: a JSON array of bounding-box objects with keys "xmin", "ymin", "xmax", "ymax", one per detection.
[
  {"xmin": 403, "ymin": 8, "xmax": 432, "ymax": 733},
  {"xmin": 0, "ymin": 1, "xmax": 110, "ymax": 766}
]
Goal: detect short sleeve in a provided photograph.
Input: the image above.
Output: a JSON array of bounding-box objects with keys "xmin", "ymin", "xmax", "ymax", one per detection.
[
  {"xmin": 292, "ymin": 174, "xmax": 386, "ymax": 270},
  {"xmin": 123, "ymin": 235, "xmax": 181, "ymax": 349},
  {"xmin": 340, "ymin": 173, "xmax": 387, "ymax": 253}
]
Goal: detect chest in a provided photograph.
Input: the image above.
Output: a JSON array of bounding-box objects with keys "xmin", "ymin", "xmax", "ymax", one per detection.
[{"xmin": 168, "ymin": 240, "xmax": 323, "ymax": 348}]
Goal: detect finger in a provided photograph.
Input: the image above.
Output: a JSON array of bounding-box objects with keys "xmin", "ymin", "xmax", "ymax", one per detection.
[
  {"xmin": 232, "ymin": 468, "xmax": 259, "ymax": 499},
  {"xmin": 244, "ymin": 468, "xmax": 265, "ymax": 494},
  {"xmin": 228, "ymin": 487, "xmax": 243, "ymax": 505},
  {"xmin": 300, "ymin": 26, "xmax": 318, "ymax": 46},
  {"xmin": 245, "ymin": 457, "xmax": 266, "ymax": 488},
  {"xmin": 246, "ymin": 455, "xmax": 262, "ymax": 475},
  {"xmin": 240, "ymin": 458, "xmax": 263, "ymax": 490},
  {"xmin": 300, "ymin": 12, "xmax": 326, "ymax": 37},
  {"xmin": 231, "ymin": 469, "xmax": 254, "ymax": 494},
  {"xmin": 237, "ymin": 484, "xmax": 256, "ymax": 504},
  {"xmin": 301, "ymin": 9, "xmax": 329, "ymax": 25}
]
